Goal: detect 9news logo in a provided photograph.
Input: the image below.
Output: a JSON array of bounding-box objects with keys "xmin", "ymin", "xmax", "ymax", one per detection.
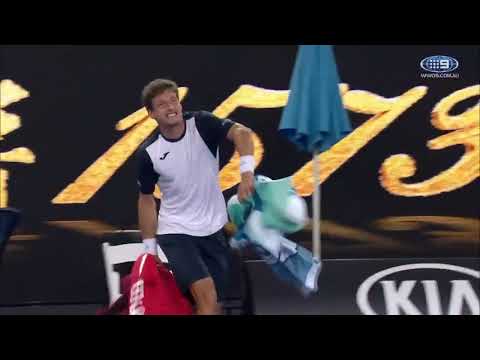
[{"xmin": 420, "ymin": 55, "xmax": 460, "ymax": 78}]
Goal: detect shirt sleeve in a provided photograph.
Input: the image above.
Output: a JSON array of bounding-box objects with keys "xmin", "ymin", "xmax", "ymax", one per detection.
[
  {"xmin": 194, "ymin": 111, "xmax": 235, "ymax": 157},
  {"xmin": 137, "ymin": 148, "xmax": 159, "ymax": 194}
]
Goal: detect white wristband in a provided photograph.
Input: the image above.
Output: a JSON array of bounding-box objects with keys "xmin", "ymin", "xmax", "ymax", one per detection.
[
  {"xmin": 143, "ymin": 238, "xmax": 158, "ymax": 255},
  {"xmin": 240, "ymin": 155, "xmax": 255, "ymax": 174}
]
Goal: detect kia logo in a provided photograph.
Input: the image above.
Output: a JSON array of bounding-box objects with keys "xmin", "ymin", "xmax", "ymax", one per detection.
[
  {"xmin": 356, "ymin": 263, "xmax": 479, "ymax": 315},
  {"xmin": 420, "ymin": 55, "xmax": 459, "ymax": 73}
]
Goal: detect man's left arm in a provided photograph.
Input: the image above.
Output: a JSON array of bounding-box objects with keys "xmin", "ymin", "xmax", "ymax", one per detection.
[{"xmin": 226, "ymin": 123, "xmax": 255, "ymax": 202}]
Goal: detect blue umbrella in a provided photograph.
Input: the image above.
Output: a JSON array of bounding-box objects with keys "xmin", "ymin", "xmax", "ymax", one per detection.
[{"xmin": 279, "ymin": 45, "xmax": 352, "ymax": 260}]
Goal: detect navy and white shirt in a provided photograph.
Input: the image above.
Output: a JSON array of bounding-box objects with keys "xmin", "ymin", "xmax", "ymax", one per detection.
[{"xmin": 137, "ymin": 111, "xmax": 235, "ymax": 236}]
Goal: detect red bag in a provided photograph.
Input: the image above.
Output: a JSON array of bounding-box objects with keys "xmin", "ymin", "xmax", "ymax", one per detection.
[
  {"xmin": 128, "ymin": 254, "xmax": 193, "ymax": 315},
  {"xmin": 96, "ymin": 275, "xmax": 132, "ymax": 315}
]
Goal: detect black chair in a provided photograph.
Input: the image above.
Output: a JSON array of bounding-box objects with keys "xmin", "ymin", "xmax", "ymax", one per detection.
[
  {"xmin": 221, "ymin": 248, "xmax": 255, "ymax": 315},
  {"xmin": 0, "ymin": 208, "xmax": 21, "ymax": 267}
]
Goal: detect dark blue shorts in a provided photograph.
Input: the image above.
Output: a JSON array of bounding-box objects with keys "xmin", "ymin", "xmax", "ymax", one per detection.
[{"xmin": 156, "ymin": 230, "xmax": 230, "ymax": 301}]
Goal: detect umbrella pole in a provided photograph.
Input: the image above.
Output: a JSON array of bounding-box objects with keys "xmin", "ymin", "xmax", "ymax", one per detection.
[{"xmin": 312, "ymin": 150, "xmax": 321, "ymax": 260}]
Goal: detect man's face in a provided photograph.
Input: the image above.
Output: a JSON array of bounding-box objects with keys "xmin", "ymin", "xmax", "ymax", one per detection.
[{"xmin": 149, "ymin": 90, "xmax": 183, "ymax": 127}]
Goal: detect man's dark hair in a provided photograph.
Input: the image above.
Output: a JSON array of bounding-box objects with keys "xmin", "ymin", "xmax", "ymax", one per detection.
[{"xmin": 142, "ymin": 79, "xmax": 179, "ymax": 111}]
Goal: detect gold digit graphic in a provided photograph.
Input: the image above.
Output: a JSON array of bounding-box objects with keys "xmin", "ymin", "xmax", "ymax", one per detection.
[
  {"xmin": 52, "ymin": 88, "xmax": 189, "ymax": 204},
  {"xmin": 0, "ymin": 80, "xmax": 36, "ymax": 208},
  {"xmin": 1, "ymin": 111, "xmax": 21, "ymax": 141},
  {"xmin": 292, "ymin": 86, "xmax": 428, "ymax": 196},
  {"xmin": 51, "ymin": 81, "xmax": 479, "ymax": 204},
  {"xmin": 380, "ymin": 85, "xmax": 480, "ymax": 197},
  {"xmin": 216, "ymin": 84, "xmax": 349, "ymax": 192},
  {"xmin": 0, "ymin": 80, "xmax": 30, "ymax": 108}
]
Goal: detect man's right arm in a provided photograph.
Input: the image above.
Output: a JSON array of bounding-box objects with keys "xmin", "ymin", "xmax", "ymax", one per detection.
[
  {"xmin": 138, "ymin": 193, "xmax": 157, "ymax": 239},
  {"xmin": 136, "ymin": 147, "xmax": 160, "ymax": 256}
]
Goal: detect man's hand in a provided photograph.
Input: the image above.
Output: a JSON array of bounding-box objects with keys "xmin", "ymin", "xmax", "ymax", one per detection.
[
  {"xmin": 237, "ymin": 172, "xmax": 255, "ymax": 202},
  {"xmin": 153, "ymin": 255, "xmax": 162, "ymax": 269}
]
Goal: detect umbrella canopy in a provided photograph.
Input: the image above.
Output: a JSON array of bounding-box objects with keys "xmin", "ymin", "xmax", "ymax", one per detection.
[{"xmin": 279, "ymin": 45, "xmax": 351, "ymax": 153}]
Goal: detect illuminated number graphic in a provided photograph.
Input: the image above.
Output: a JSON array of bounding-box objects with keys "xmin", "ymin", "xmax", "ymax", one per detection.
[
  {"xmin": 52, "ymin": 88, "xmax": 189, "ymax": 203},
  {"xmin": 292, "ymin": 86, "xmax": 428, "ymax": 196},
  {"xmin": 0, "ymin": 80, "xmax": 36, "ymax": 208},
  {"xmin": 52, "ymin": 82, "xmax": 479, "ymax": 204},
  {"xmin": 380, "ymin": 85, "xmax": 480, "ymax": 196},
  {"xmin": 216, "ymin": 84, "xmax": 349, "ymax": 192}
]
